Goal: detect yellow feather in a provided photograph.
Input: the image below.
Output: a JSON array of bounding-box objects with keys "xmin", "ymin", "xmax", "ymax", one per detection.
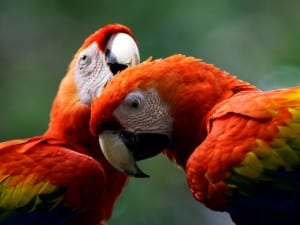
[
  {"xmin": 288, "ymin": 107, "xmax": 300, "ymax": 121},
  {"xmin": 260, "ymin": 150, "xmax": 285, "ymax": 170},
  {"xmin": 233, "ymin": 152, "xmax": 263, "ymax": 179},
  {"xmin": 278, "ymin": 126, "xmax": 298, "ymax": 139},
  {"xmin": 287, "ymin": 122, "xmax": 300, "ymax": 133},
  {"xmin": 275, "ymin": 145, "xmax": 300, "ymax": 169},
  {"xmin": 253, "ymin": 139, "xmax": 273, "ymax": 157},
  {"xmin": 270, "ymin": 138, "xmax": 286, "ymax": 148},
  {"xmin": 286, "ymin": 89, "xmax": 300, "ymax": 101},
  {"xmin": 0, "ymin": 173, "xmax": 57, "ymax": 209}
]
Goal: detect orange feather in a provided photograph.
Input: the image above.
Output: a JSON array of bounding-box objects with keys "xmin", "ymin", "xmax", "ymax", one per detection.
[
  {"xmin": 91, "ymin": 54, "xmax": 300, "ymax": 225},
  {"xmin": 91, "ymin": 54, "xmax": 257, "ymax": 167}
]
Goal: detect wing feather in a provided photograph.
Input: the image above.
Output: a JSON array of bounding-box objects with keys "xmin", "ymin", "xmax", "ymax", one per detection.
[
  {"xmin": 0, "ymin": 136, "xmax": 105, "ymax": 225},
  {"xmin": 187, "ymin": 87, "xmax": 300, "ymax": 225}
]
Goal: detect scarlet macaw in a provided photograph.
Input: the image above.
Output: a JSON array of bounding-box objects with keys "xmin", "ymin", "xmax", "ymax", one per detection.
[
  {"xmin": 90, "ymin": 55, "xmax": 300, "ymax": 225},
  {"xmin": 0, "ymin": 24, "xmax": 140, "ymax": 225}
]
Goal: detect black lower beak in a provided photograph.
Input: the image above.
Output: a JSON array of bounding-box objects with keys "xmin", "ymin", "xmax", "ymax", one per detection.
[{"xmin": 118, "ymin": 131, "xmax": 170, "ymax": 161}]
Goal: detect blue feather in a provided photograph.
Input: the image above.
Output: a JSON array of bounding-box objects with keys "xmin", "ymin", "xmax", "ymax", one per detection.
[
  {"xmin": 0, "ymin": 203, "xmax": 76, "ymax": 225},
  {"xmin": 226, "ymin": 168, "xmax": 300, "ymax": 225}
]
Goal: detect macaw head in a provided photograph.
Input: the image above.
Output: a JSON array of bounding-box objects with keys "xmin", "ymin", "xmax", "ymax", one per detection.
[
  {"xmin": 70, "ymin": 23, "xmax": 140, "ymax": 105},
  {"xmin": 46, "ymin": 24, "xmax": 140, "ymax": 143},
  {"xmin": 90, "ymin": 54, "xmax": 256, "ymax": 177}
]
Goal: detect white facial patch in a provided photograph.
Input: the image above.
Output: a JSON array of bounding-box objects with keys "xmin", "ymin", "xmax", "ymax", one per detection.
[
  {"xmin": 75, "ymin": 42, "xmax": 112, "ymax": 105},
  {"xmin": 74, "ymin": 33, "xmax": 140, "ymax": 106},
  {"xmin": 113, "ymin": 88, "xmax": 173, "ymax": 137}
]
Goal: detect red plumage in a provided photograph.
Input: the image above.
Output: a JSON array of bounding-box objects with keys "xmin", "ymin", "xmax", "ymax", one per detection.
[
  {"xmin": 0, "ymin": 24, "xmax": 139, "ymax": 225},
  {"xmin": 90, "ymin": 55, "xmax": 300, "ymax": 225}
]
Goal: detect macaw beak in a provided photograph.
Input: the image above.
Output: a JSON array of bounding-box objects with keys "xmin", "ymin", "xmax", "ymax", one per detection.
[{"xmin": 99, "ymin": 130, "xmax": 170, "ymax": 178}]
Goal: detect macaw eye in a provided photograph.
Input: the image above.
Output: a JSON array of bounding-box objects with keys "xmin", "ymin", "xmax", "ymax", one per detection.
[
  {"xmin": 130, "ymin": 98, "xmax": 140, "ymax": 108},
  {"xmin": 79, "ymin": 54, "xmax": 92, "ymax": 71},
  {"xmin": 124, "ymin": 92, "xmax": 144, "ymax": 111}
]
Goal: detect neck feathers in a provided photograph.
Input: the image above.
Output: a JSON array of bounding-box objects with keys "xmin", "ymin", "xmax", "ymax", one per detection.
[{"xmin": 165, "ymin": 64, "xmax": 258, "ymax": 168}]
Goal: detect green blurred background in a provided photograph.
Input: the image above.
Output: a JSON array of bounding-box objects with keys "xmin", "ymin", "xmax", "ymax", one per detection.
[{"xmin": 1, "ymin": 0, "xmax": 300, "ymax": 224}]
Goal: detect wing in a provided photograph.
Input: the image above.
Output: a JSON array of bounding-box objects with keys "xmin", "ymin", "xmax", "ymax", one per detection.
[
  {"xmin": 0, "ymin": 136, "xmax": 105, "ymax": 225},
  {"xmin": 187, "ymin": 87, "xmax": 300, "ymax": 225}
]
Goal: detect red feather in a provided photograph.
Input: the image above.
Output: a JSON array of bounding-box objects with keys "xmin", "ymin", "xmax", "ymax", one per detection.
[
  {"xmin": 0, "ymin": 24, "xmax": 138, "ymax": 225},
  {"xmin": 90, "ymin": 55, "xmax": 300, "ymax": 225}
]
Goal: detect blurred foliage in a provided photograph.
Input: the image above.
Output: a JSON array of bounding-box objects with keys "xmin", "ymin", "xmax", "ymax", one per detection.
[{"xmin": 1, "ymin": 0, "xmax": 300, "ymax": 224}]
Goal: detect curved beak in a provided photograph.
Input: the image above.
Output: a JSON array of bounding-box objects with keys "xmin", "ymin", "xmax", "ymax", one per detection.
[{"xmin": 99, "ymin": 130, "xmax": 170, "ymax": 178}]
